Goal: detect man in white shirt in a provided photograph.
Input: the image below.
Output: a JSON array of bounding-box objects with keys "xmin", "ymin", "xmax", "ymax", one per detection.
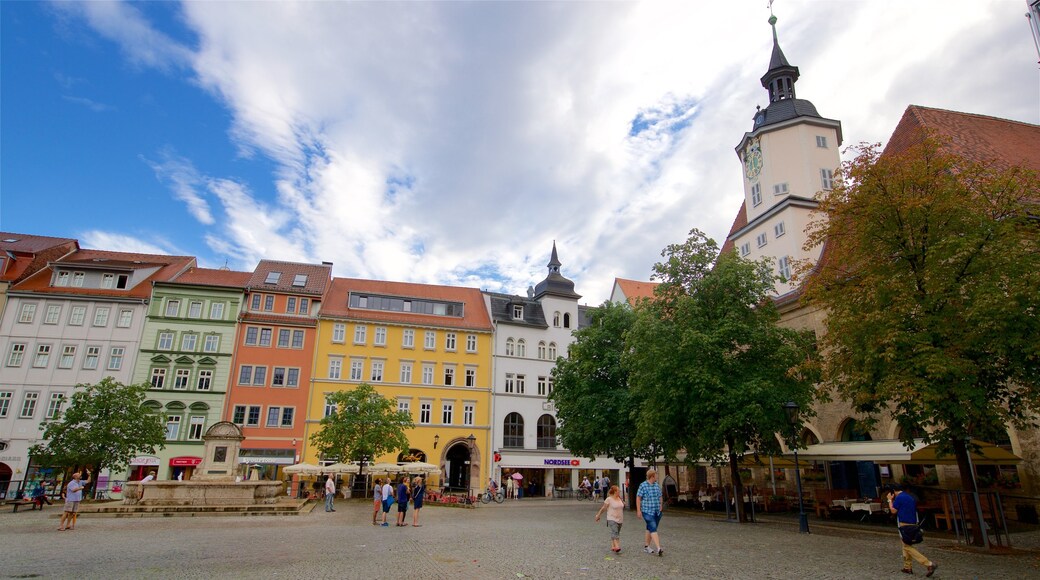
[
  {"xmin": 324, "ymin": 475, "xmax": 336, "ymax": 512},
  {"xmin": 380, "ymin": 480, "xmax": 394, "ymax": 526}
]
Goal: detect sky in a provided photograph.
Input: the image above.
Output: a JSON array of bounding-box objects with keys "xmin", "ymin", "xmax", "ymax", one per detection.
[{"xmin": 2, "ymin": 1, "xmax": 1038, "ymax": 305}]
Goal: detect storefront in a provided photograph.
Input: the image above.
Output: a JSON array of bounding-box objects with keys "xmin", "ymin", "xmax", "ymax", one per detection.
[
  {"xmin": 238, "ymin": 448, "xmax": 295, "ymax": 480},
  {"xmin": 495, "ymin": 454, "xmax": 627, "ymax": 498},
  {"xmin": 169, "ymin": 456, "xmax": 202, "ymax": 481},
  {"xmin": 128, "ymin": 455, "xmax": 160, "ymax": 481}
]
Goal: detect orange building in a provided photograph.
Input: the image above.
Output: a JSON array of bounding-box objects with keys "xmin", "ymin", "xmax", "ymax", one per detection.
[{"xmin": 222, "ymin": 259, "xmax": 332, "ymax": 480}]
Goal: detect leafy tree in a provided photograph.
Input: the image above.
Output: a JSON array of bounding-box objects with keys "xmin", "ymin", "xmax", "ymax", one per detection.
[
  {"xmin": 626, "ymin": 229, "xmax": 818, "ymax": 522},
  {"xmin": 803, "ymin": 136, "xmax": 1040, "ymax": 544},
  {"xmin": 550, "ymin": 300, "xmax": 652, "ymax": 505},
  {"xmin": 29, "ymin": 377, "xmax": 166, "ymax": 498},
  {"xmin": 310, "ymin": 383, "xmax": 414, "ymax": 478}
]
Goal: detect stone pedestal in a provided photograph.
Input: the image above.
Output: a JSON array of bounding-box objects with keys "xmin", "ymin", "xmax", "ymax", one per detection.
[{"xmin": 192, "ymin": 421, "xmax": 244, "ymax": 481}]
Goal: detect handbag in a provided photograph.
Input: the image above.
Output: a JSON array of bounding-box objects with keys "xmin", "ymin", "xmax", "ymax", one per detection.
[{"xmin": 899, "ymin": 524, "xmax": 924, "ymax": 545}]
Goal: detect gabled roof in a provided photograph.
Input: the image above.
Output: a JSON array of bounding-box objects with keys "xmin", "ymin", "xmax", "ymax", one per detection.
[
  {"xmin": 169, "ymin": 267, "xmax": 252, "ymax": 289},
  {"xmin": 719, "ymin": 202, "xmax": 749, "ymax": 255},
  {"xmin": 247, "ymin": 259, "xmax": 332, "ymax": 296},
  {"xmin": 0, "ymin": 232, "xmax": 79, "ymax": 284},
  {"xmin": 322, "ymin": 278, "xmax": 493, "ymax": 331},
  {"xmin": 12, "ymin": 249, "xmax": 195, "ymax": 299},
  {"xmin": 612, "ymin": 278, "xmax": 660, "ymax": 305},
  {"xmin": 483, "ymin": 291, "xmax": 549, "ymax": 328}
]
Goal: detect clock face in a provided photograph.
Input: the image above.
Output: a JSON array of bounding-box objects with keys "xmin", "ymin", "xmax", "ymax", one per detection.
[{"xmin": 744, "ymin": 139, "xmax": 763, "ymax": 180}]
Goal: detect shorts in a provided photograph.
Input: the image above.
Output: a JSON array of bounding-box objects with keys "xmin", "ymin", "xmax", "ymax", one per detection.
[
  {"xmin": 397, "ymin": 502, "xmax": 408, "ymax": 513},
  {"xmin": 63, "ymin": 500, "xmax": 81, "ymax": 513},
  {"xmin": 382, "ymin": 499, "xmax": 393, "ymax": 513},
  {"xmin": 413, "ymin": 499, "xmax": 423, "ymax": 510},
  {"xmin": 642, "ymin": 511, "xmax": 662, "ymax": 533},
  {"xmin": 607, "ymin": 520, "xmax": 622, "ymax": 539}
]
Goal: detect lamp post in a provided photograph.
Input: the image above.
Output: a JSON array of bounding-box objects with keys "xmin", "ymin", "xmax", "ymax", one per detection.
[{"xmin": 783, "ymin": 401, "xmax": 810, "ymax": 534}]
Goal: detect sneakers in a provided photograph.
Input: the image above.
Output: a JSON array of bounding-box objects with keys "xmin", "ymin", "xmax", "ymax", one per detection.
[
  {"xmin": 658, "ymin": 548, "xmax": 664, "ymax": 557},
  {"xmin": 925, "ymin": 564, "xmax": 937, "ymax": 577},
  {"xmin": 381, "ymin": 522, "xmax": 389, "ymax": 527},
  {"xmin": 643, "ymin": 546, "xmax": 653, "ymax": 554}
]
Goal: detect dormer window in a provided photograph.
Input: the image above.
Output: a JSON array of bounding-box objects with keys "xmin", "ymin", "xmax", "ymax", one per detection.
[
  {"xmin": 512, "ymin": 305, "xmax": 523, "ymax": 320},
  {"xmin": 265, "ymin": 272, "xmax": 281, "ymax": 284},
  {"xmin": 72, "ymin": 272, "xmax": 85, "ymax": 287},
  {"xmin": 292, "ymin": 274, "xmax": 308, "ymax": 287},
  {"xmin": 56, "ymin": 272, "xmax": 70, "ymax": 287}
]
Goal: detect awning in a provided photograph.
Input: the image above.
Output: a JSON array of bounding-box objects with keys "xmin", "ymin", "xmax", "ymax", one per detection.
[
  {"xmin": 785, "ymin": 439, "xmax": 1021, "ymax": 465},
  {"xmin": 130, "ymin": 455, "xmax": 160, "ymax": 466}
]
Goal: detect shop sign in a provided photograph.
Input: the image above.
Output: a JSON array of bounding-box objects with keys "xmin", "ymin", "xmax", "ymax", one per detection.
[
  {"xmin": 169, "ymin": 456, "xmax": 203, "ymax": 467},
  {"xmin": 237, "ymin": 456, "xmax": 294, "ymax": 465},
  {"xmin": 130, "ymin": 456, "xmax": 160, "ymax": 466},
  {"xmin": 543, "ymin": 459, "xmax": 580, "ymax": 466}
]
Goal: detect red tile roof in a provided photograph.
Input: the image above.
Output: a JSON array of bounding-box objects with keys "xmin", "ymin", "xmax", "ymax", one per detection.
[
  {"xmin": 13, "ymin": 249, "xmax": 195, "ymax": 299},
  {"xmin": 322, "ymin": 278, "xmax": 493, "ymax": 331},
  {"xmin": 171, "ymin": 267, "xmax": 252, "ymax": 288},
  {"xmin": 613, "ymin": 278, "xmax": 660, "ymax": 304},
  {"xmin": 0, "ymin": 232, "xmax": 78, "ymax": 283},
  {"xmin": 720, "ymin": 202, "xmax": 749, "ymax": 254},
  {"xmin": 247, "ymin": 259, "xmax": 332, "ymax": 296}
]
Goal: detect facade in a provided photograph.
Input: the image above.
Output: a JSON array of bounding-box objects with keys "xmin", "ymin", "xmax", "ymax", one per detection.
[
  {"xmin": 0, "ymin": 249, "xmax": 194, "ymax": 492},
  {"xmin": 307, "ymin": 277, "xmax": 493, "ymax": 492},
  {"xmin": 130, "ymin": 267, "xmax": 251, "ymax": 481},
  {"xmin": 487, "ymin": 245, "xmax": 623, "ymax": 496},
  {"xmin": 223, "ymin": 260, "xmax": 333, "ymax": 480}
]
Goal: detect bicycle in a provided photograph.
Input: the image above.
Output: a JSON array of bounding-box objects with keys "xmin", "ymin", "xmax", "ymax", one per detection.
[
  {"xmin": 480, "ymin": 488, "xmax": 505, "ymax": 504},
  {"xmin": 576, "ymin": 487, "xmax": 593, "ymax": 501}
]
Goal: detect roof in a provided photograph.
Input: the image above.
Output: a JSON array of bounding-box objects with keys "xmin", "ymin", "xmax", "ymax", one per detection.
[
  {"xmin": 167, "ymin": 267, "xmax": 252, "ymax": 289},
  {"xmin": 247, "ymin": 259, "xmax": 332, "ymax": 296},
  {"xmin": 719, "ymin": 202, "xmax": 749, "ymax": 255},
  {"xmin": 12, "ymin": 249, "xmax": 195, "ymax": 300},
  {"xmin": 322, "ymin": 278, "xmax": 493, "ymax": 331},
  {"xmin": 613, "ymin": 278, "xmax": 660, "ymax": 304},
  {"xmin": 483, "ymin": 291, "xmax": 549, "ymax": 328},
  {"xmin": 0, "ymin": 232, "xmax": 78, "ymax": 284},
  {"xmin": 533, "ymin": 243, "xmax": 581, "ymax": 300}
]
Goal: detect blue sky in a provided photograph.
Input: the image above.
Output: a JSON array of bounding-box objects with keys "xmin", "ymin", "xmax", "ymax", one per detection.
[{"xmin": 2, "ymin": 1, "xmax": 1037, "ymax": 304}]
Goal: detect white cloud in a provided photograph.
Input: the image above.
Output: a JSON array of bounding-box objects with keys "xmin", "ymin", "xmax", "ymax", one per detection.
[
  {"xmin": 78, "ymin": 230, "xmax": 185, "ymax": 257},
  {"xmin": 141, "ymin": 150, "xmax": 214, "ymax": 225}
]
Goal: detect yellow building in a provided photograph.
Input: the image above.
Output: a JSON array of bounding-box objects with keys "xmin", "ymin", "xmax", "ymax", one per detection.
[{"xmin": 305, "ymin": 278, "xmax": 493, "ymax": 492}]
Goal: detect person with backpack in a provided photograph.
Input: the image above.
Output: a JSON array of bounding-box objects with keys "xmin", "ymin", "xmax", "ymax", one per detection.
[{"xmin": 380, "ymin": 478, "xmax": 394, "ymax": 526}]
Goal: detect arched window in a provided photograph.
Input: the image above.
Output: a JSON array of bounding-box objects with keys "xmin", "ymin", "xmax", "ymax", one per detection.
[
  {"xmin": 553, "ymin": 312, "xmax": 561, "ymax": 327},
  {"xmin": 503, "ymin": 412, "xmax": 524, "ymax": 448},
  {"xmin": 537, "ymin": 341, "xmax": 546, "ymax": 359},
  {"xmin": 516, "ymin": 339, "xmax": 526, "ymax": 358},
  {"xmin": 839, "ymin": 419, "xmax": 872, "ymax": 442},
  {"xmin": 563, "ymin": 312, "xmax": 571, "ymax": 328},
  {"xmin": 800, "ymin": 428, "xmax": 819, "ymax": 446},
  {"xmin": 505, "ymin": 338, "xmax": 515, "ymax": 356},
  {"xmin": 537, "ymin": 414, "xmax": 557, "ymax": 449},
  {"xmin": 548, "ymin": 342, "xmax": 557, "ymax": 359}
]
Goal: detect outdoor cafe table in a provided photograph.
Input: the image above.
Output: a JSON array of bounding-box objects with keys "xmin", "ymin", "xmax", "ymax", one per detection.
[
  {"xmin": 831, "ymin": 499, "xmax": 857, "ymax": 509},
  {"xmin": 850, "ymin": 502, "xmax": 884, "ymax": 521}
]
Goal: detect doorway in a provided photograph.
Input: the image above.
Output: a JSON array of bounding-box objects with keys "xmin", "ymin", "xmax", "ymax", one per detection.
[{"xmin": 445, "ymin": 443, "xmax": 471, "ymax": 491}]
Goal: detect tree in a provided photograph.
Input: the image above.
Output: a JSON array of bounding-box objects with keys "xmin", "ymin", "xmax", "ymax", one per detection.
[
  {"xmin": 310, "ymin": 383, "xmax": 414, "ymax": 479},
  {"xmin": 626, "ymin": 229, "xmax": 818, "ymax": 522},
  {"xmin": 29, "ymin": 377, "xmax": 166, "ymax": 498},
  {"xmin": 550, "ymin": 300, "xmax": 652, "ymax": 506},
  {"xmin": 803, "ymin": 136, "xmax": 1040, "ymax": 544}
]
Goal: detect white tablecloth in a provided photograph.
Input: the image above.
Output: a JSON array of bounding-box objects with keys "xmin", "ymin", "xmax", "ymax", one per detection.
[{"xmin": 850, "ymin": 502, "xmax": 883, "ymax": 513}]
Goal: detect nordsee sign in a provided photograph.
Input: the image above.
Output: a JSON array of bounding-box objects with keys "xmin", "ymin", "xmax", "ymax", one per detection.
[{"xmin": 543, "ymin": 459, "xmax": 580, "ymax": 466}]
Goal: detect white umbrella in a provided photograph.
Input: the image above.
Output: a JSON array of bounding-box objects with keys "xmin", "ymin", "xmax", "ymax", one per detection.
[
  {"xmin": 366, "ymin": 462, "xmax": 403, "ymax": 474},
  {"xmin": 283, "ymin": 462, "xmax": 322, "ymax": 475},
  {"xmin": 323, "ymin": 462, "xmax": 360, "ymax": 474},
  {"xmin": 402, "ymin": 462, "xmax": 439, "ymax": 474}
]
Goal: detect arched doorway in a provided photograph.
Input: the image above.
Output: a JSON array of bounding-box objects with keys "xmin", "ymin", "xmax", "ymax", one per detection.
[
  {"xmin": 0, "ymin": 461, "xmax": 12, "ymax": 499},
  {"xmin": 445, "ymin": 442, "xmax": 471, "ymax": 491}
]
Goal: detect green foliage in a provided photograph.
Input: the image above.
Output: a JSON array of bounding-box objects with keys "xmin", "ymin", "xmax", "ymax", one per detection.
[
  {"xmin": 803, "ymin": 136, "xmax": 1040, "ymax": 453},
  {"xmin": 310, "ymin": 383, "xmax": 414, "ymax": 473},
  {"xmin": 550, "ymin": 301, "xmax": 653, "ymax": 465},
  {"xmin": 29, "ymin": 377, "xmax": 166, "ymax": 492}
]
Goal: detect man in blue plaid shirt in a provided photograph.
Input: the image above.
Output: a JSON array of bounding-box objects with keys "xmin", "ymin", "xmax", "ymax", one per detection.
[{"xmin": 636, "ymin": 469, "xmax": 664, "ymax": 556}]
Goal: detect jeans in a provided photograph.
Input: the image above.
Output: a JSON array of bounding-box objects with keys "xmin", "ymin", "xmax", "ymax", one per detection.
[
  {"xmin": 642, "ymin": 511, "xmax": 662, "ymax": 533},
  {"xmin": 325, "ymin": 492, "xmax": 335, "ymax": 511}
]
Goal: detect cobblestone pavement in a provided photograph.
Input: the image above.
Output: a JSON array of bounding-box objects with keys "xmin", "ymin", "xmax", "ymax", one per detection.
[{"xmin": 3, "ymin": 499, "xmax": 1039, "ymax": 579}]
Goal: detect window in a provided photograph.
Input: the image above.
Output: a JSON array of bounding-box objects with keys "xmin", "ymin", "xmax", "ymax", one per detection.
[
  {"xmin": 181, "ymin": 334, "xmax": 197, "ymax": 352},
  {"xmin": 441, "ymin": 402, "xmax": 453, "ymax": 424},
  {"xmin": 419, "ymin": 402, "xmax": 432, "ymax": 424},
  {"xmin": 239, "ymin": 365, "xmax": 254, "ymax": 385},
  {"xmin": 174, "ymin": 369, "xmax": 191, "ymax": 389},
  {"xmin": 165, "ymin": 300, "xmax": 180, "ymax": 317},
  {"xmin": 537, "ymin": 342, "xmax": 546, "ymax": 360},
  {"xmin": 203, "ymin": 335, "xmax": 219, "ymax": 353},
  {"xmin": 272, "ymin": 368, "xmax": 286, "ymax": 387},
  {"xmin": 774, "ymin": 221, "xmax": 786, "ymax": 238},
  {"xmin": 816, "ymin": 135, "xmax": 828, "ymax": 148},
  {"xmin": 56, "ymin": 272, "xmax": 70, "ymax": 286},
  {"xmin": 424, "ymin": 331, "xmax": 435, "ymax": 350},
  {"xmin": 281, "ymin": 407, "xmax": 294, "ymax": 427},
  {"xmin": 547, "ymin": 376, "xmax": 554, "ymax": 395},
  {"xmin": 464, "ymin": 403, "xmax": 474, "ymax": 426},
  {"xmin": 512, "ymin": 305, "xmax": 523, "ymax": 320},
  {"xmin": 553, "ymin": 312, "xmax": 561, "ymax": 327},
  {"xmin": 402, "ymin": 329, "xmax": 415, "ymax": 348},
  {"xmin": 740, "ymin": 242, "xmax": 751, "ymax": 257},
  {"xmin": 505, "ymin": 373, "xmax": 515, "ymax": 394},
  {"xmin": 165, "ymin": 416, "xmax": 181, "ymax": 440},
  {"xmin": 374, "ymin": 327, "xmax": 387, "ymax": 346},
  {"xmin": 286, "ymin": 297, "xmax": 297, "ymax": 313},
  {"xmin": 298, "ymin": 298, "xmax": 309, "ymax": 314},
  {"xmin": 20, "ymin": 392, "xmax": 39, "ymax": 418},
  {"xmin": 293, "ymin": 274, "xmax": 307, "ymax": 287},
  {"xmin": 548, "ymin": 343, "xmax": 557, "ymax": 359},
  {"xmin": 33, "ymin": 344, "xmax": 51, "ymax": 368},
  {"xmin": 821, "ymin": 168, "xmax": 834, "ymax": 190},
  {"xmin": 324, "ymin": 398, "xmax": 337, "ymax": 418},
  {"xmin": 465, "ymin": 368, "xmax": 476, "ymax": 387},
  {"xmin": 278, "ymin": 329, "xmax": 291, "ymax": 348},
  {"xmin": 445, "ymin": 333, "xmax": 456, "ymax": 351},
  {"xmin": 102, "ymin": 273, "xmax": 115, "ymax": 288},
  {"xmin": 117, "ymin": 309, "xmax": 133, "ymax": 328},
  {"xmin": 264, "ymin": 295, "xmax": 274, "ymax": 311},
  {"xmin": 69, "ymin": 306, "xmax": 86, "ymax": 326},
  {"xmin": 266, "ymin": 407, "xmax": 281, "ymax": 427},
  {"xmin": 210, "ymin": 302, "xmax": 225, "ymax": 320},
  {"xmin": 751, "ymin": 182, "xmax": 762, "ymax": 207},
  {"xmin": 354, "ymin": 325, "xmax": 367, "ymax": 344},
  {"xmin": 46, "ymin": 393, "xmax": 65, "ymax": 419},
  {"xmin": 516, "ymin": 339, "xmax": 526, "ymax": 358},
  {"xmin": 250, "ymin": 294, "xmax": 261, "ymax": 310},
  {"xmin": 503, "ymin": 413, "xmax": 524, "ymax": 448},
  {"xmin": 83, "ymin": 346, "xmax": 100, "ymax": 370},
  {"xmin": 151, "ymin": 368, "xmax": 167, "ymax": 389},
  {"xmin": 370, "ymin": 360, "xmax": 384, "ymax": 382},
  {"xmin": 537, "ymin": 415, "xmax": 557, "ymax": 449},
  {"xmin": 444, "ymin": 366, "xmax": 455, "ymax": 386},
  {"xmin": 516, "ymin": 374, "xmax": 526, "ymax": 394},
  {"xmin": 328, "ymin": 357, "xmax": 342, "ymax": 380},
  {"xmin": 292, "ymin": 332, "xmax": 304, "ymax": 352},
  {"xmin": 563, "ymin": 313, "xmax": 571, "ymax": 328},
  {"xmin": 265, "ymin": 271, "xmax": 281, "ymax": 285},
  {"xmin": 44, "ymin": 305, "xmax": 61, "ymax": 325},
  {"xmin": 158, "ymin": 332, "xmax": 174, "ymax": 350},
  {"xmin": 19, "ymin": 303, "xmax": 36, "ymax": 323},
  {"xmin": 398, "ymin": 398, "xmax": 411, "ymax": 415},
  {"xmin": 350, "ymin": 359, "xmax": 364, "ymax": 381},
  {"xmin": 188, "ymin": 416, "xmax": 205, "ymax": 440},
  {"xmin": 58, "ymin": 345, "xmax": 76, "ymax": 369},
  {"xmin": 259, "ymin": 328, "xmax": 273, "ymax": 347},
  {"xmin": 93, "ymin": 307, "xmax": 109, "ymax": 327},
  {"xmin": 286, "ymin": 368, "xmax": 300, "ymax": 387},
  {"xmin": 72, "ymin": 272, "xmax": 84, "ymax": 287},
  {"xmin": 7, "ymin": 343, "xmax": 26, "ymax": 367},
  {"xmin": 779, "ymin": 256, "xmax": 792, "ymax": 281},
  {"xmin": 188, "ymin": 301, "xmax": 203, "ymax": 318},
  {"xmin": 197, "ymin": 370, "xmax": 213, "ymax": 391},
  {"xmin": 244, "ymin": 327, "xmax": 259, "ymax": 346},
  {"xmin": 538, "ymin": 376, "xmax": 547, "ymax": 396},
  {"xmin": 246, "ymin": 406, "xmax": 261, "ymax": 427},
  {"xmin": 422, "ymin": 364, "xmax": 434, "ymax": 385},
  {"xmin": 333, "ymin": 323, "xmax": 346, "ymax": 343},
  {"xmin": 756, "ymin": 232, "xmax": 768, "ymax": 248},
  {"xmin": 505, "ymin": 338, "xmax": 515, "ymax": 357},
  {"xmin": 0, "ymin": 391, "xmax": 11, "ymax": 418},
  {"xmin": 400, "ymin": 362, "xmax": 412, "ymax": 384},
  {"xmin": 773, "ymin": 182, "xmax": 789, "ymax": 196},
  {"xmin": 466, "ymin": 334, "xmax": 477, "ymax": 353}
]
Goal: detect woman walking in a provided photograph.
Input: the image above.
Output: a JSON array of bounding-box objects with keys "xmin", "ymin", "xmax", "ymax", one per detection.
[
  {"xmin": 411, "ymin": 476, "xmax": 425, "ymax": 527},
  {"xmin": 594, "ymin": 485, "xmax": 626, "ymax": 553}
]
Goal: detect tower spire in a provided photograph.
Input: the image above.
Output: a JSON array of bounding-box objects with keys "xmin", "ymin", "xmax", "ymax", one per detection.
[{"xmin": 760, "ymin": 11, "xmax": 800, "ymax": 102}]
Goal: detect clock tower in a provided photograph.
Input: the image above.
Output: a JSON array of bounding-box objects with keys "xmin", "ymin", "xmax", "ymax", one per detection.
[{"xmin": 726, "ymin": 13, "xmax": 843, "ymax": 297}]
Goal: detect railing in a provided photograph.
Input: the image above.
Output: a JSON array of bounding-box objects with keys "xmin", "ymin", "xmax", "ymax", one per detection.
[{"xmin": 942, "ymin": 490, "xmax": 1011, "ymax": 548}]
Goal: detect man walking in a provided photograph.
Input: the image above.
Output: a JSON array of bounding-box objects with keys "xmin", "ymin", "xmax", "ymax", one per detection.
[
  {"xmin": 888, "ymin": 484, "xmax": 937, "ymax": 577},
  {"xmin": 324, "ymin": 474, "xmax": 336, "ymax": 512},
  {"xmin": 636, "ymin": 469, "xmax": 664, "ymax": 556}
]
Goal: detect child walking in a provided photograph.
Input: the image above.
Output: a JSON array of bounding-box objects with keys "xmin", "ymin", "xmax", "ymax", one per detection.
[{"xmin": 594, "ymin": 485, "xmax": 626, "ymax": 553}]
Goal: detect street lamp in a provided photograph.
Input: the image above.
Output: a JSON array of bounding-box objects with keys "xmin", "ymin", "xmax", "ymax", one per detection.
[
  {"xmin": 783, "ymin": 401, "xmax": 810, "ymax": 534},
  {"xmin": 433, "ymin": 434, "xmax": 440, "ymax": 449}
]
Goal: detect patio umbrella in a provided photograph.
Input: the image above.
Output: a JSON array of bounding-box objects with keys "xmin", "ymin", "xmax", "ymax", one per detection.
[
  {"xmin": 402, "ymin": 462, "xmax": 439, "ymax": 474},
  {"xmin": 511, "ymin": 472, "xmax": 524, "ymax": 480},
  {"xmin": 283, "ymin": 462, "xmax": 322, "ymax": 475},
  {"xmin": 323, "ymin": 462, "xmax": 360, "ymax": 474},
  {"xmin": 367, "ymin": 462, "xmax": 403, "ymax": 474}
]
